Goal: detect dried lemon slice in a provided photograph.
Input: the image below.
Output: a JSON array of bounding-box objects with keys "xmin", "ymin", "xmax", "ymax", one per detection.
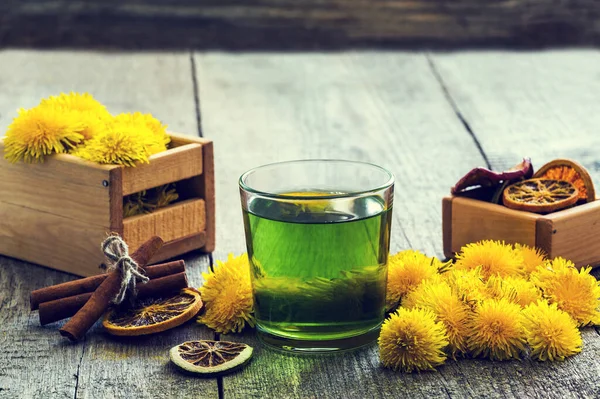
[
  {"xmin": 103, "ymin": 288, "xmax": 203, "ymax": 336},
  {"xmin": 170, "ymin": 340, "xmax": 253, "ymax": 376},
  {"xmin": 533, "ymin": 159, "xmax": 595, "ymax": 203},
  {"xmin": 503, "ymin": 179, "xmax": 578, "ymax": 213}
]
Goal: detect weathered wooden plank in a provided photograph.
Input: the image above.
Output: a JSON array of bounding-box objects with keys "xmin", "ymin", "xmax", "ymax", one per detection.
[
  {"xmin": 193, "ymin": 52, "xmax": 600, "ymax": 399},
  {"xmin": 0, "ymin": 258, "xmax": 84, "ymax": 398},
  {"xmin": 0, "ymin": 50, "xmax": 217, "ymax": 398},
  {"xmin": 75, "ymin": 254, "xmax": 217, "ymax": 399},
  {"xmin": 1, "ymin": 1, "xmax": 600, "ymax": 49},
  {"xmin": 428, "ymin": 50, "xmax": 600, "ymax": 190},
  {"xmin": 0, "ymin": 50, "xmax": 199, "ymax": 136}
]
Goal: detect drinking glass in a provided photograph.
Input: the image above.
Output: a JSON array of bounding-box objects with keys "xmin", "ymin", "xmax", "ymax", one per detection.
[{"xmin": 239, "ymin": 160, "xmax": 394, "ymax": 352}]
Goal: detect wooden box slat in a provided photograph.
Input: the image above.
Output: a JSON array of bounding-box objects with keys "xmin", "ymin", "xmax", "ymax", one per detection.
[
  {"xmin": 0, "ymin": 143, "xmax": 115, "ymax": 227},
  {"xmin": 537, "ymin": 200, "xmax": 600, "ymax": 268},
  {"xmin": 0, "ymin": 201, "xmax": 108, "ymax": 276},
  {"xmin": 121, "ymin": 143, "xmax": 203, "ymax": 196},
  {"xmin": 444, "ymin": 196, "xmax": 600, "ymax": 269},
  {"xmin": 123, "ymin": 198, "xmax": 206, "ymax": 254}
]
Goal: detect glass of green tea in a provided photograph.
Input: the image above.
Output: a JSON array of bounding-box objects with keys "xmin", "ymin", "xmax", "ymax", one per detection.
[{"xmin": 239, "ymin": 160, "xmax": 394, "ymax": 352}]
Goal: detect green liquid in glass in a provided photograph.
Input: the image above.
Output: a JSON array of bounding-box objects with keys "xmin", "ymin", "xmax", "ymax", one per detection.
[{"xmin": 243, "ymin": 193, "xmax": 391, "ymax": 344}]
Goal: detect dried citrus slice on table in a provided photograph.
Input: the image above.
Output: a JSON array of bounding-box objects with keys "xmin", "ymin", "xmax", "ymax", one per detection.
[
  {"xmin": 103, "ymin": 288, "xmax": 203, "ymax": 336},
  {"xmin": 503, "ymin": 179, "xmax": 578, "ymax": 213},
  {"xmin": 170, "ymin": 340, "xmax": 253, "ymax": 376},
  {"xmin": 533, "ymin": 159, "xmax": 595, "ymax": 203}
]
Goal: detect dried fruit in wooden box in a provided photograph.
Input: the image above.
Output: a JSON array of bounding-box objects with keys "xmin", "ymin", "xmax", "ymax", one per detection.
[
  {"xmin": 533, "ymin": 159, "xmax": 595, "ymax": 203},
  {"xmin": 503, "ymin": 179, "xmax": 578, "ymax": 213},
  {"xmin": 451, "ymin": 158, "xmax": 533, "ymax": 195}
]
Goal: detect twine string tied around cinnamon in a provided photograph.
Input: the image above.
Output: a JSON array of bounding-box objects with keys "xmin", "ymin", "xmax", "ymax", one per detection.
[{"xmin": 102, "ymin": 235, "xmax": 149, "ymax": 304}]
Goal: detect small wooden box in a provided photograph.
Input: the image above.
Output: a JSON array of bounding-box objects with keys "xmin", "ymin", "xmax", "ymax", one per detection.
[
  {"xmin": 443, "ymin": 196, "xmax": 600, "ymax": 269},
  {"xmin": 0, "ymin": 133, "xmax": 215, "ymax": 276}
]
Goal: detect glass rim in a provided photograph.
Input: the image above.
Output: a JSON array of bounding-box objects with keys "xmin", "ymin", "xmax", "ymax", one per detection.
[{"xmin": 239, "ymin": 159, "xmax": 395, "ymax": 200}]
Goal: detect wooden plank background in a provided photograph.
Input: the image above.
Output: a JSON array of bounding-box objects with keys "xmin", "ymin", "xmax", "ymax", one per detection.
[
  {"xmin": 0, "ymin": 51, "xmax": 218, "ymax": 398},
  {"xmin": 1, "ymin": 1, "xmax": 600, "ymax": 49},
  {"xmin": 0, "ymin": 49, "xmax": 599, "ymax": 398},
  {"xmin": 197, "ymin": 51, "xmax": 600, "ymax": 399}
]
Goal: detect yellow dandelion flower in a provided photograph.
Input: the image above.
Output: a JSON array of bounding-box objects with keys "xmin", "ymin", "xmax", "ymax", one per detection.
[
  {"xmin": 443, "ymin": 267, "xmax": 488, "ymax": 308},
  {"xmin": 40, "ymin": 92, "xmax": 110, "ymax": 115},
  {"xmin": 455, "ymin": 240, "xmax": 524, "ymax": 280},
  {"xmin": 386, "ymin": 250, "xmax": 446, "ymax": 311},
  {"xmin": 531, "ymin": 258, "xmax": 600, "ymax": 326},
  {"xmin": 378, "ymin": 307, "xmax": 448, "ymax": 372},
  {"xmin": 112, "ymin": 112, "xmax": 169, "ymax": 153},
  {"xmin": 40, "ymin": 92, "xmax": 112, "ymax": 140},
  {"xmin": 514, "ymin": 244, "xmax": 547, "ymax": 276},
  {"xmin": 197, "ymin": 253, "xmax": 255, "ymax": 334},
  {"xmin": 522, "ymin": 300, "xmax": 582, "ymax": 361},
  {"xmin": 3, "ymin": 105, "xmax": 85, "ymax": 163},
  {"xmin": 468, "ymin": 298, "xmax": 526, "ymax": 360},
  {"xmin": 74, "ymin": 124, "xmax": 153, "ymax": 166},
  {"xmin": 486, "ymin": 275, "xmax": 542, "ymax": 308},
  {"xmin": 403, "ymin": 279, "xmax": 471, "ymax": 357}
]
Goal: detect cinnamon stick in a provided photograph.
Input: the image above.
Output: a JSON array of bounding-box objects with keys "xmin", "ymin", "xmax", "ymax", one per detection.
[
  {"xmin": 59, "ymin": 236, "xmax": 163, "ymax": 341},
  {"xmin": 30, "ymin": 260, "xmax": 185, "ymax": 310},
  {"xmin": 39, "ymin": 272, "xmax": 189, "ymax": 325}
]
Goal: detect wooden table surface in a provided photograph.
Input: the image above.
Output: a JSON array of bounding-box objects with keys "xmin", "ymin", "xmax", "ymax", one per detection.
[{"xmin": 1, "ymin": 49, "xmax": 599, "ymax": 399}]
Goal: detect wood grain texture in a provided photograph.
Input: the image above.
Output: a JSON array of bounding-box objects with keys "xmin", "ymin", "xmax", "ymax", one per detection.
[
  {"xmin": 191, "ymin": 52, "xmax": 600, "ymax": 399},
  {"xmin": 428, "ymin": 50, "xmax": 600, "ymax": 191},
  {"xmin": 0, "ymin": 50, "xmax": 199, "ymax": 136},
  {"xmin": 121, "ymin": 143, "xmax": 203, "ymax": 196},
  {"xmin": 73, "ymin": 254, "xmax": 217, "ymax": 399},
  {"xmin": 539, "ymin": 200, "xmax": 600, "ymax": 268},
  {"xmin": 0, "ymin": 142, "xmax": 114, "ymax": 226},
  {"xmin": 123, "ymin": 198, "xmax": 206, "ymax": 252},
  {"xmin": 0, "ymin": 201, "xmax": 109, "ymax": 276},
  {"xmin": 0, "ymin": 50, "xmax": 217, "ymax": 398},
  {"xmin": 449, "ymin": 196, "xmax": 539, "ymax": 253},
  {"xmin": 1, "ymin": 1, "xmax": 600, "ymax": 49},
  {"xmin": 0, "ymin": 258, "xmax": 85, "ymax": 398}
]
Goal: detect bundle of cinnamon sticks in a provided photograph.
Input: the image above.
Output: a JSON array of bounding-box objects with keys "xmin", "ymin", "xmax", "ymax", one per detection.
[{"xmin": 30, "ymin": 236, "xmax": 189, "ymax": 341}]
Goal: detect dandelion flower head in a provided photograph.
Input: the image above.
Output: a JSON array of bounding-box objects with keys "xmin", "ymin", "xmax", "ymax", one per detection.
[
  {"xmin": 455, "ymin": 240, "xmax": 524, "ymax": 280},
  {"xmin": 386, "ymin": 250, "xmax": 443, "ymax": 311},
  {"xmin": 40, "ymin": 92, "xmax": 111, "ymax": 140},
  {"xmin": 486, "ymin": 275, "xmax": 542, "ymax": 308},
  {"xmin": 403, "ymin": 279, "xmax": 471, "ymax": 356},
  {"xmin": 444, "ymin": 267, "xmax": 488, "ymax": 308},
  {"xmin": 378, "ymin": 307, "xmax": 448, "ymax": 372},
  {"xmin": 514, "ymin": 243, "xmax": 547, "ymax": 275},
  {"xmin": 197, "ymin": 253, "xmax": 255, "ymax": 334},
  {"xmin": 467, "ymin": 298, "xmax": 526, "ymax": 360},
  {"xmin": 3, "ymin": 105, "xmax": 85, "ymax": 163},
  {"xmin": 75, "ymin": 113, "xmax": 169, "ymax": 166},
  {"xmin": 531, "ymin": 258, "xmax": 600, "ymax": 326},
  {"xmin": 522, "ymin": 300, "xmax": 582, "ymax": 361},
  {"xmin": 112, "ymin": 112, "xmax": 169, "ymax": 153}
]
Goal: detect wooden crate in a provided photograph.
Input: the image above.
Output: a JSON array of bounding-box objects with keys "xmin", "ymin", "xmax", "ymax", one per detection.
[
  {"xmin": 443, "ymin": 196, "xmax": 600, "ymax": 269},
  {"xmin": 0, "ymin": 133, "xmax": 215, "ymax": 276}
]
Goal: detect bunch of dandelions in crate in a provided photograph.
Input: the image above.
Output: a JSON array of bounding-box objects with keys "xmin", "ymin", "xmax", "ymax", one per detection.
[
  {"xmin": 3, "ymin": 92, "xmax": 169, "ymax": 166},
  {"xmin": 379, "ymin": 241, "xmax": 600, "ymax": 372}
]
